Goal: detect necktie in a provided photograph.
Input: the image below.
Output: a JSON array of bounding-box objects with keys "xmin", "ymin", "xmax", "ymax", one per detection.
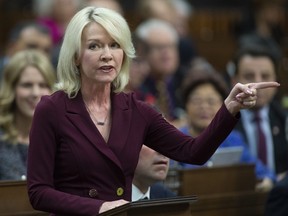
[
  {"xmin": 156, "ymin": 81, "xmax": 170, "ymax": 119},
  {"xmin": 254, "ymin": 112, "xmax": 267, "ymax": 165}
]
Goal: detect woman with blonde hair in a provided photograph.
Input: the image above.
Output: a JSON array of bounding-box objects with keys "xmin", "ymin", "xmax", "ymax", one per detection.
[
  {"xmin": 0, "ymin": 49, "xmax": 56, "ymax": 180},
  {"xmin": 27, "ymin": 7, "xmax": 279, "ymax": 215}
]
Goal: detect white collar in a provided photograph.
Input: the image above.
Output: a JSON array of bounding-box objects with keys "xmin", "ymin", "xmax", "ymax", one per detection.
[
  {"xmin": 131, "ymin": 184, "xmax": 150, "ymax": 202},
  {"xmin": 241, "ymin": 106, "xmax": 269, "ymax": 122}
]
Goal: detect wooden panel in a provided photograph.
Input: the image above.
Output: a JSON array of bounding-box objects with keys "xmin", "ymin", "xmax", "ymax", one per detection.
[
  {"xmin": 190, "ymin": 191, "xmax": 268, "ymax": 216},
  {"xmin": 178, "ymin": 164, "xmax": 256, "ymax": 196},
  {"xmin": 176, "ymin": 164, "xmax": 267, "ymax": 216},
  {"xmin": 0, "ymin": 181, "xmax": 47, "ymax": 216}
]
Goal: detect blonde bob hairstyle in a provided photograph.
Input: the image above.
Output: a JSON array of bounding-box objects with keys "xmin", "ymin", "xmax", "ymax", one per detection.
[
  {"xmin": 0, "ymin": 50, "xmax": 56, "ymax": 144},
  {"xmin": 57, "ymin": 6, "xmax": 135, "ymax": 98}
]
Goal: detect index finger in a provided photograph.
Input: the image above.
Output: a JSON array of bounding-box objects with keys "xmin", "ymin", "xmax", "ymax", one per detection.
[{"xmin": 248, "ymin": 82, "xmax": 280, "ymax": 90}]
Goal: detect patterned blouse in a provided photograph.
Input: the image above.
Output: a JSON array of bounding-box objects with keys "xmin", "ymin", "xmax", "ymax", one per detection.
[{"xmin": 0, "ymin": 130, "xmax": 28, "ymax": 181}]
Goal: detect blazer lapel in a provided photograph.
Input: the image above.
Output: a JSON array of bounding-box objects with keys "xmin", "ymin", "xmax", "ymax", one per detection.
[
  {"xmin": 65, "ymin": 92, "xmax": 128, "ymax": 171},
  {"xmin": 108, "ymin": 93, "xmax": 132, "ymax": 154}
]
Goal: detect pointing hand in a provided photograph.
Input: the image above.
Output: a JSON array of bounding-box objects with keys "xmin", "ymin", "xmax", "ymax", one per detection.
[{"xmin": 224, "ymin": 82, "xmax": 280, "ymax": 115}]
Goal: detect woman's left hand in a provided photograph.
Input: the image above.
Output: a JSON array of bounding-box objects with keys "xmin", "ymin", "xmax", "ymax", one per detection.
[{"xmin": 224, "ymin": 82, "xmax": 280, "ymax": 116}]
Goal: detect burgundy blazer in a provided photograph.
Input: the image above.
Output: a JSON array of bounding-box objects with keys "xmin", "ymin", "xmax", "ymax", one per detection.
[{"xmin": 27, "ymin": 91, "xmax": 239, "ymax": 215}]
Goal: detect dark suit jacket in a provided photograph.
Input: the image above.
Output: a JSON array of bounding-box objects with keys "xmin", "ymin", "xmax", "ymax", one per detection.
[
  {"xmin": 265, "ymin": 174, "xmax": 288, "ymax": 216},
  {"xmin": 150, "ymin": 182, "xmax": 176, "ymax": 199},
  {"xmin": 234, "ymin": 101, "xmax": 288, "ymax": 174},
  {"xmin": 27, "ymin": 90, "xmax": 238, "ymax": 215}
]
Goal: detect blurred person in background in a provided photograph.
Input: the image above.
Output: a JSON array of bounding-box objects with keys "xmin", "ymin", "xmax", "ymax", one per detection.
[
  {"xmin": 236, "ymin": 0, "xmax": 284, "ymax": 61},
  {"xmin": 85, "ymin": 0, "xmax": 123, "ymax": 15},
  {"xmin": 135, "ymin": 19, "xmax": 180, "ymax": 123},
  {"xmin": 125, "ymin": 34, "xmax": 151, "ymax": 101},
  {"xmin": 168, "ymin": 0, "xmax": 197, "ymax": 65},
  {"xmin": 231, "ymin": 45, "xmax": 288, "ymax": 181},
  {"xmin": 136, "ymin": 0, "xmax": 194, "ymax": 41},
  {"xmin": 0, "ymin": 50, "xmax": 56, "ymax": 181},
  {"xmin": 173, "ymin": 67, "xmax": 276, "ymax": 192},
  {"xmin": 33, "ymin": 0, "xmax": 84, "ymax": 46},
  {"xmin": 136, "ymin": 0, "xmax": 198, "ymax": 105},
  {"xmin": 33, "ymin": 0, "xmax": 85, "ymax": 67},
  {"xmin": 132, "ymin": 145, "xmax": 176, "ymax": 201},
  {"xmin": 0, "ymin": 21, "xmax": 53, "ymax": 78}
]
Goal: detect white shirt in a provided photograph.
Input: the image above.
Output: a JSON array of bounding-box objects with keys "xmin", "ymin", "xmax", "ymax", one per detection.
[
  {"xmin": 131, "ymin": 184, "xmax": 150, "ymax": 202},
  {"xmin": 241, "ymin": 106, "xmax": 275, "ymax": 172}
]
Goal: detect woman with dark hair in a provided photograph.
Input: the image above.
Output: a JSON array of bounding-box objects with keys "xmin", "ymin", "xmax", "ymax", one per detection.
[{"xmin": 174, "ymin": 70, "xmax": 276, "ymax": 192}]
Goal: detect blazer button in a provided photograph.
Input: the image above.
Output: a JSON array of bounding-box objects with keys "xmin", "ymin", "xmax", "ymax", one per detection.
[
  {"xmin": 116, "ymin": 187, "xmax": 124, "ymax": 196},
  {"xmin": 89, "ymin": 189, "xmax": 98, "ymax": 198}
]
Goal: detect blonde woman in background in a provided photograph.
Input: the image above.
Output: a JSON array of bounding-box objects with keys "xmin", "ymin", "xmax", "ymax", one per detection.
[{"xmin": 0, "ymin": 50, "xmax": 56, "ymax": 181}]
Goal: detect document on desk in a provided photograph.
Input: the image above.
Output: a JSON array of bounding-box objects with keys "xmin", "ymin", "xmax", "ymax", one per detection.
[{"xmin": 208, "ymin": 146, "xmax": 243, "ymax": 167}]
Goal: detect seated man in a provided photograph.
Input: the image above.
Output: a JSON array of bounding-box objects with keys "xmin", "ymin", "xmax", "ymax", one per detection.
[
  {"xmin": 265, "ymin": 174, "xmax": 288, "ymax": 216},
  {"xmin": 132, "ymin": 145, "xmax": 176, "ymax": 201},
  {"xmin": 230, "ymin": 45, "xmax": 288, "ymax": 179}
]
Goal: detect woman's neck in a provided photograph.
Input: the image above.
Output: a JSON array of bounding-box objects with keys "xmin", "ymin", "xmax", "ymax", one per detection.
[
  {"xmin": 14, "ymin": 112, "xmax": 32, "ymax": 144},
  {"xmin": 81, "ymin": 83, "xmax": 111, "ymax": 106}
]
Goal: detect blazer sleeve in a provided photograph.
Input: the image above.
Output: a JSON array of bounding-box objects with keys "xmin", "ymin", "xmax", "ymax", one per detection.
[
  {"xmin": 27, "ymin": 96, "xmax": 104, "ymax": 215},
  {"xmin": 138, "ymin": 101, "xmax": 240, "ymax": 165}
]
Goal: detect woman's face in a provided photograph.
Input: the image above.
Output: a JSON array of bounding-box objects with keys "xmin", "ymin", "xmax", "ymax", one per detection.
[
  {"xmin": 186, "ymin": 83, "xmax": 223, "ymax": 131},
  {"xmin": 15, "ymin": 66, "xmax": 51, "ymax": 118},
  {"xmin": 78, "ymin": 22, "xmax": 124, "ymax": 87}
]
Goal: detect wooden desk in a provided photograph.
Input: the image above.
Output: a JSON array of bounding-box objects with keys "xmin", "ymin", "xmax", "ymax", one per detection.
[
  {"xmin": 176, "ymin": 164, "xmax": 268, "ymax": 216},
  {"xmin": 178, "ymin": 164, "xmax": 256, "ymax": 196},
  {"xmin": 0, "ymin": 165, "xmax": 268, "ymax": 216},
  {"xmin": 99, "ymin": 196, "xmax": 197, "ymax": 216},
  {"xmin": 0, "ymin": 181, "xmax": 197, "ymax": 216},
  {"xmin": 190, "ymin": 191, "xmax": 268, "ymax": 216},
  {"xmin": 0, "ymin": 180, "xmax": 47, "ymax": 216}
]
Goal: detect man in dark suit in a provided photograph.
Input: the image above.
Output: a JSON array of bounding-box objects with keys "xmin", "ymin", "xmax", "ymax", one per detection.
[
  {"xmin": 132, "ymin": 145, "xmax": 176, "ymax": 201},
  {"xmin": 265, "ymin": 174, "xmax": 288, "ymax": 216},
  {"xmin": 231, "ymin": 45, "xmax": 288, "ymax": 180}
]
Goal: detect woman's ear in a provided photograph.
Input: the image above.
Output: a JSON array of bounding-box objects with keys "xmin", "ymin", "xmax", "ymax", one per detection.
[
  {"xmin": 75, "ymin": 59, "xmax": 80, "ymax": 67},
  {"xmin": 75, "ymin": 54, "xmax": 80, "ymax": 66}
]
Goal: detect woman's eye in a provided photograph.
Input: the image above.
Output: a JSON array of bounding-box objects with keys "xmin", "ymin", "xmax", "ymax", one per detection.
[
  {"xmin": 111, "ymin": 42, "xmax": 120, "ymax": 49},
  {"xmin": 19, "ymin": 82, "xmax": 32, "ymax": 88},
  {"xmin": 89, "ymin": 43, "xmax": 99, "ymax": 50}
]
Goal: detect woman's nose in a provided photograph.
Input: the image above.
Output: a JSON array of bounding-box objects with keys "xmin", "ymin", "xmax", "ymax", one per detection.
[
  {"xmin": 100, "ymin": 47, "xmax": 112, "ymax": 62},
  {"xmin": 31, "ymin": 85, "xmax": 41, "ymax": 97}
]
